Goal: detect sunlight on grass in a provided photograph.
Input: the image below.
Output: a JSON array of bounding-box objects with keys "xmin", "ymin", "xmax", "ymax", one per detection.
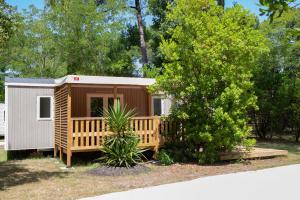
[{"xmin": 0, "ymin": 149, "xmax": 7, "ymax": 162}]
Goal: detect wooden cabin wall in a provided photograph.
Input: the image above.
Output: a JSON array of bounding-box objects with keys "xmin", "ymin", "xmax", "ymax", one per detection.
[
  {"xmin": 54, "ymin": 84, "xmax": 69, "ymax": 151},
  {"xmin": 71, "ymin": 86, "xmax": 150, "ymax": 117}
]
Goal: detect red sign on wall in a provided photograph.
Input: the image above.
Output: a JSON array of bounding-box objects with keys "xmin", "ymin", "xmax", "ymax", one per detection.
[{"xmin": 74, "ymin": 76, "xmax": 80, "ymax": 81}]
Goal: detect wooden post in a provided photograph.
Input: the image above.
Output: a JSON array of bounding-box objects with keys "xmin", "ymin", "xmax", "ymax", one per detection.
[
  {"xmin": 113, "ymin": 86, "xmax": 118, "ymax": 108},
  {"xmin": 67, "ymin": 84, "xmax": 72, "ymax": 168},
  {"xmin": 59, "ymin": 105, "xmax": 62, "ymax": 160},
  {"xmin": 59, "ymin": 147, "xmax": 63, "ymax": 161},
  {"xmin": 154, "ymin": 117, "xmax": 160, "ymax": 153},
  {"xmin": 53, "ymin": 88, "xmax": 57, "ymax": 158},
  {"xmin": 54, "ymin": 145, "xmax": 57, "ymax": 157}
]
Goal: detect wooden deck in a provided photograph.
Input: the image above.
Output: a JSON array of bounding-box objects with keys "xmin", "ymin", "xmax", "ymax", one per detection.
[{"xmin": 219, "ymin": 148, "xmax": 288, "ymax": 161}]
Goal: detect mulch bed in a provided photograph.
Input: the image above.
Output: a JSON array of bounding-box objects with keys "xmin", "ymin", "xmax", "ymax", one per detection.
[{"xmin": 87, "ymin": 164, "xmax": 151, "ymax": 176}]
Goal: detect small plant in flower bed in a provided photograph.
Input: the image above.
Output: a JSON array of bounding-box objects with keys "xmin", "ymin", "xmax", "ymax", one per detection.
[
  {"xmin": 156, "ymin": 150, "xmax": 174, "ymax": 165},
  {"xmin": 162, "ymin": 141, "xmax": 197, "ymax": 163},
  {"xmin": 100, "ymin": 102, "xmax": 146, "ymax": 168}
]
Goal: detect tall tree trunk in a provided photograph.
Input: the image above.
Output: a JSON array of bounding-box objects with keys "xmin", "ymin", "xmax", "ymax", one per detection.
[
  {"xmin": 216, "ymin": 0, "xmax": 225, "ymax": 8},
  {"xmin": 134, "ymin": 0, "xmax": 148, "ymax": 66}
]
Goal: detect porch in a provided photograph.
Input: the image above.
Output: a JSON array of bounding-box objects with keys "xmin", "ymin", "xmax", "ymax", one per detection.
[
  {"xmin": 54, "ymin": 83, "xmax": 171, "ymax": 167},
  {"xmin": 70, "ymin": 116, "xmax": 168, "ymax": 152}
]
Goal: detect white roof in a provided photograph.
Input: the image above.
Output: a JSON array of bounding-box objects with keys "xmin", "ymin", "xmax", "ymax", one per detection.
[{"xmin": 5, "ymin": 75, "xmax": 156, "ymax": 87}]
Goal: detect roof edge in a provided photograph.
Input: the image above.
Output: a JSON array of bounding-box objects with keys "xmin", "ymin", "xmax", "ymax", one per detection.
[{"xmin": 5, "ymin": 75, "xmax": 156, "ymax": 87}]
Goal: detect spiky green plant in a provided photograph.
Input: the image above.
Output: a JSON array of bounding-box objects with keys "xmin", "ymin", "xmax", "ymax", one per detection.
[
  {"xmin": 105, "ymin": 101, "xmax": 135, "ymax": 137},
  {"xmin": 101, "ymin": 101, "xmax": 146, "ymax": 168}
]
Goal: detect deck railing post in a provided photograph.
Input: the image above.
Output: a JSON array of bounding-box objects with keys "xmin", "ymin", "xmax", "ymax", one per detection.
[{"xmin": 154, "ymin": 117, "xmax": 160, "ymax": 152}]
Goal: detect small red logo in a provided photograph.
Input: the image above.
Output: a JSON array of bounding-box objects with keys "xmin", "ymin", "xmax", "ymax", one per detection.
[{"xmin": 74, "ymin": 76, "xmax": 80, "ymax": 81}]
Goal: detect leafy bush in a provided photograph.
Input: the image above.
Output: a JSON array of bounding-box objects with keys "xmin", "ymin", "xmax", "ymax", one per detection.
[
  {"xmin": 156, "ymin": 150, "xmax": 174, "ymax": 165},
  {"xmin": 100, "ymin": 101, "xmax": 145, "ymax": 168},
  {"xmin": 101, "ymin": 134, "xmax": 145, "ymax": 168},
  {"xmin": 150, "ymin": 0, "xmax": 265, "ymax": 163},
  {"xmin": 162, "ymin": 141, "xmax": 196, "ymax": 163}
]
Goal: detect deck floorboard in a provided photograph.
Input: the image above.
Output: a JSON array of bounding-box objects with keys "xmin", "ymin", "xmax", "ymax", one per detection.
[{"xmin": 219, "ymin": 148, "xmax": 288, "ymax": 161}]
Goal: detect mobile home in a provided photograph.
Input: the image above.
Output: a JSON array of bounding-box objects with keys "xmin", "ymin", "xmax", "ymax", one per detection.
[{"xmin": 5, "ymin": 75, "xmax": 171, "ymax": 166}]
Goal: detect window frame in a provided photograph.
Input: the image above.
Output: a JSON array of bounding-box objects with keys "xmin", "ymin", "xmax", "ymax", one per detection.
[
  {"xmin": 86, "ymin": 93, "xmax": 124, "ymax": 117},
  {"xmin": 151, "ymin": 95, "xmax": 165, "ymax": 116},
  {"xmin": 37, "ymin": 96, "xmax": 53, "ymax": 121}
]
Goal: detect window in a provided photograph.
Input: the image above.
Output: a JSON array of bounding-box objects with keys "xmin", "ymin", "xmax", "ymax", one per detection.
[
  {"xmin": 90, "ymin": 97, "xmax": 104, "ymax": 117},
  {"xmin": 108, "ymin": 97, "xmax": 114, "ymax": 110},
  {"xmin": 108, "ymin": 97, "xmax": 120, "ymax": 110},
  {"xmin": 37, "ymin": 96, "xmax": 53, "ymax": 120},
  {"xmin": 87, "ymin": 94, "xmax": 123, "ymax": 117},
  {"xmin": 152, "ymin": 96, "xmax": 165, "ymax": 116},
  {"xmin": 153, "ymin": 98, "xmax": 162, "ymax": 116}
]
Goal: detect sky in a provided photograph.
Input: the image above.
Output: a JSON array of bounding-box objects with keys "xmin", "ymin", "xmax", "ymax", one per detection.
[{"xmin": 6, "ymin": 0, "xmax": 267, "ymax": 21}]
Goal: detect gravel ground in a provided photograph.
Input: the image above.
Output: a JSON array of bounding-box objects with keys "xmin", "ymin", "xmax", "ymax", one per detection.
[{"xmin": 87, "ymin": 165, "xmax": 150, "ymax": 176}]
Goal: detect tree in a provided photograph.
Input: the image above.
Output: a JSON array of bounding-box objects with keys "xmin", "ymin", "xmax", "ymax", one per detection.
[
  {"xmin": 0, "ymin": 1, "xmax": 19, "ymax": 101},
  {"xmin": 254, "ymin": 8, "xmax": 300, "ymax": 141},
  {"xmin": 259, "ymin": 0, "xmax": 300, "ymax": 22},
  {"xmin": 1, "ymin": 0, "xmax": 136, "ymax": 77},
  {"xmin": 1, "ymin": 6, "xmax": 66, "ymax": 78},
  {"xmin": 148, "ymin": 0, "xmax": 224, "ymax": 70},
  {"xmin": 147, "ymin": 0, "xmax": 173, "ymax": 70},
  {"xmin": 49, "ymin": 0, "xmax": 131, "ymax": 75},
  {"xmin": 0, "ymin": 0, "xmax": 17, "ymax": 44},
  {"xmin": 216, "ymin": 0, "xmax": 224, "ymax": 8},
  {"xmin": 130, "ymin": 0, "xmax": 148, "ymax": 66},
  {"xmin": 152, "ymin": 0, "xmax": 268, "ymax": 163}
]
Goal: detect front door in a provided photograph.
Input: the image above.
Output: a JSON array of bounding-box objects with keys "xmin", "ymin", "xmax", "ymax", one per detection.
[{"xmin": 87, "ymin": 94, "xmax": 123, "ymax": 117}]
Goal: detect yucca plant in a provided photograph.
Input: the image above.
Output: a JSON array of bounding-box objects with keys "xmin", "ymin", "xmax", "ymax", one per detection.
[
  {"xmin": 105, "ymin": 102, "xmax": 135, "ymax": 137},
  {"xmin": 100, "ymin": 101, "xmax": 146, "ymax": 168}
]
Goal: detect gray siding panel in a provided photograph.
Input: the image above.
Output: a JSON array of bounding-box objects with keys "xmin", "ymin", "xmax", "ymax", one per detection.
[{"xmin": 7, "ymin": 86, "xmax": 54, "ymax": 150}]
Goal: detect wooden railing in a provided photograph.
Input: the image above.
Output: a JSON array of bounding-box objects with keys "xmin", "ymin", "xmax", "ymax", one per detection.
[{"xmin": 70, "ymin": 116, "xmax": 166, "ymax": 151}]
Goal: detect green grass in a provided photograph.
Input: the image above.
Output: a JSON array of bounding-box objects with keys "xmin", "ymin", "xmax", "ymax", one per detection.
[
  {"xmin": 256, "ymin": 139, "xmax": 300, "ymax": 164},
  {"xmin": 0, "ymin": 149, "xmax": 7, "ymax": 162}
]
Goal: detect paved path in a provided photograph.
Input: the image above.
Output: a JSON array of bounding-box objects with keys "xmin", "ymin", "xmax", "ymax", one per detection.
[{"xmin": 81, "ymin": 164, "xmax": 300, "ymax": 200}]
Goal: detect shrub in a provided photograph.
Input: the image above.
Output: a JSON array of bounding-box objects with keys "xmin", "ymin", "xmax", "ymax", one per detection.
[
  {"xmin": 156, "ymin": 150, "xmax": 174, "ymax": 165},
  {"xmin": 100, "ymin": 101, "xmax": 145, "ymax": 168},
  {"xmin": 150, "ymin": 0, "xmax": 265, "ymax": 163},
  {"xmin": 101, "ymin": 134, "xmax": 145, "ymax": 168}
]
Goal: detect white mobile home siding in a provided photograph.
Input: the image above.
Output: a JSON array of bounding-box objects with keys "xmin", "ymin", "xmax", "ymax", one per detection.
[{"xmin": 6, "ymin": 86, "xmax": 54, "ymax": 150}]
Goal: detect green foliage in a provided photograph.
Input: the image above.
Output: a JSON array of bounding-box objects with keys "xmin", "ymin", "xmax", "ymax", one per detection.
[
  {"xmin": 152, "ymin": 0, "xmax": 268, "ymax": 163},
  {"xmin": 101, "ymin": 102, "xmax": 145, "ymax": 168},
  {"xmin": 105, "ymin": 101, "xmax": 135, "ymax": 137},
  {"xmin": 1, "ymin": 0, "xmax": 136, "ymax": 78},
  {"xmin": 1, "ymin": 6, "xmax": 67, "ymax": 78},
  {"xmin": 162, "ymin": 141, "xmax": 196, "ymax": 163},
  {"xmin": 101, "ymin": 134, "xmax": 145, "ymax": 168},
  {"xmin": 254, "ymin": 8, "xmax": 300, "ymax": 141},
  {"xmin": 0, "ymin": 2, "xmax": 20, "ymax": 102},
  {"xmin": 148, "ymin": 0, "xmax": 174, "ymax": 69},
  {"xmin": 156, "ymin": 149, "xmax": 174, "ymax": 165},
  {"xmin": 0, "ymin": 1, "xmax": 19, "ymax": 44},
  {"xmin": 49, "ymin": 0, "xmax": 131, "ymax": 75},
  {"xmin": 259, "ymin": 0, "xmax": 299, "ymax": 22}
]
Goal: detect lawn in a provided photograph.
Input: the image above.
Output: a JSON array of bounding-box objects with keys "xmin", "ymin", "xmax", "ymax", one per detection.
[
  {"xmin": 0, "ymin": 150, "xmax": 6, "ymax": 162},
  {"xmin": 0, "ymin": 140, "xmax": 300, "ymax": 200}
]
